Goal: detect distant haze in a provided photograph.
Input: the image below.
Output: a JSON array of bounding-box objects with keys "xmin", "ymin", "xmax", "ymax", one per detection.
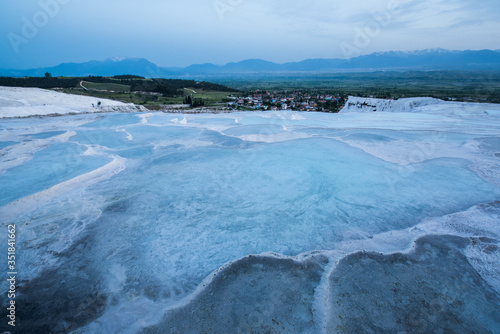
[{"xmin": 1, "ymin": 0, "xmax": 500, "ymax": 69}]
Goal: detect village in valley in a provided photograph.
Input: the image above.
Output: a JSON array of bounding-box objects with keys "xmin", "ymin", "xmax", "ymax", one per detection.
[{"xmin": 227, "ymin": 90, "xmax": 347, "ymax": 112}]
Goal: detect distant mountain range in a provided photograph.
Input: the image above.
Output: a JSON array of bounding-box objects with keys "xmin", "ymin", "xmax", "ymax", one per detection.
[
  {"xmin": 1, "ymin": 58, "xmax": 171, "ymax": 78},
  {"xmin": 2, "ymin": 49, "xmax": 500, "ymax": 78}
]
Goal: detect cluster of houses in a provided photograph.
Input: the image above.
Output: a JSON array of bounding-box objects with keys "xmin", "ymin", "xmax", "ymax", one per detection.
[{"xmin": 228, "ymin": 91, "xmax": 347, "ymax": 112}]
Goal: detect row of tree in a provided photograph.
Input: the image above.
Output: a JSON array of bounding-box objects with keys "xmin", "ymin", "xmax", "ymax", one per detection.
[
  {"xmin": 0, "ymin": 76, "xmax": 79, "ymax": 89},
  {"xmin": 183, "ymin": 95, "xmax": 205, "ymax": 107},
  {"xmin": 0, "ymin": 75, "xmax": 238, "ymax": 98}
]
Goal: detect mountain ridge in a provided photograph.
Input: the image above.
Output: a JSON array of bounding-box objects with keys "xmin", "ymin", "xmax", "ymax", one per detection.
[{"xmin": 2, "ymin": 49, "xmax": 500, "ymax": 78}]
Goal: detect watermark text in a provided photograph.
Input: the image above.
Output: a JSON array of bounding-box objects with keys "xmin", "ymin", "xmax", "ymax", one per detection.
[{"xmin": 7, "ymin": 224, "xmax": 17, "ymax": 327}]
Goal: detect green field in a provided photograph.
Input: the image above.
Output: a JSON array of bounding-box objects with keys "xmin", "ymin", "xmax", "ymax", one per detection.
[
  {"xmin": 213, "ymin": 71, "xmax": 500, "ymax": 103},
  {"xmin": 58, "ymin": 88, "xmax": 237, "ymax": 108},
  {"xmin": 3, "ymin": 71, "xmax": 499, "ymax": 108},
  {"xmin": 0, "ymin": 75, "xmax": 240, "ymax": 109},
  {"xmin": 184, "ymin": 89, "xmax": 237, "ymax": 104},
  {"xmin": 81, "ymin": 81, "xmax": 131, "ymax": 92},
  {"xmin": 59, "ymin": 70, "xmax": 500, "ymax": 108},
  {"xmin": 59, "ymin": 88, "xmax": 182, "ymax": 105}
]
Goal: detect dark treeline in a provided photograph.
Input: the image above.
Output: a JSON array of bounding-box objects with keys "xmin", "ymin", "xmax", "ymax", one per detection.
[
  {"xmin": 0, "ymin": 76, "xmax": 238, "ymax": 98},
  {"xmin": 79, "ymin": 76, "xmax": 239, "ymax": 96},
  {"xmin": 0, "ymin": 76, "xmax": 80, "ymax": 89},
  {"xmin": 183, "ymin": 95, "xmax": 205, "ymax": 107},
  {"xmin": 113, "ymin": 75, "xmax": 145, "ymax": 79}
]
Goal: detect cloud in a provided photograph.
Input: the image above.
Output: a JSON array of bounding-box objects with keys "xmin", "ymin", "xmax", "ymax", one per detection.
[{"xmin": 0, "ymin": 0, "xmax": 499, "ymax": 68}]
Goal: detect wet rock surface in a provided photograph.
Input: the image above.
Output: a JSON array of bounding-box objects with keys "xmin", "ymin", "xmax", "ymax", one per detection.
[{"xmin": 326, "ymin": 235, "xmax": 500, "ymax": 333}]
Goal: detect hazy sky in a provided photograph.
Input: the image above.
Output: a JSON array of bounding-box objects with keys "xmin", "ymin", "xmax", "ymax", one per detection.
[{"xmin": 1, "ymin": 0, "xmax": 499, "ymax": 69}]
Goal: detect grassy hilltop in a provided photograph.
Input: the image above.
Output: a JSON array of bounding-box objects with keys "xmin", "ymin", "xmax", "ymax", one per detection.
[{"xmin": 0, "ymin": 75, "xmax": 240, "ymax": 109}]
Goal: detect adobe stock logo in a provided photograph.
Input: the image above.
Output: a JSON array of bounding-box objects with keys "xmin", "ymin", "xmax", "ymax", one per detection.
[
  {"xmin": 339, "ymin": 0, "xmax": 403, "ymax": 59},
  {"xmin": 214, "ymin": 0, "xmax": 243, "ymax": 21},
  {"xmin": 7, "ymin": 0, "xmax": 71, "ymax": 54}
]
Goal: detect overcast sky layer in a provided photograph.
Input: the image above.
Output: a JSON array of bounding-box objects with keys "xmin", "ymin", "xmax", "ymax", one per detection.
[{"xmin": 1, "ymin": 0, "xmax": 499, "ymax": 69}]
